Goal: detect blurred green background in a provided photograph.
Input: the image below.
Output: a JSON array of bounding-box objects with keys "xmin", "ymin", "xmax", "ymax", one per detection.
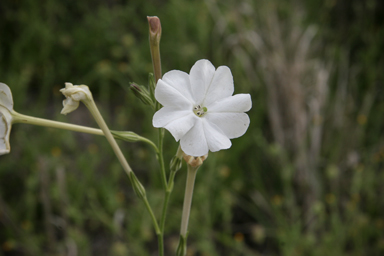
[{"xmin": 1, "ymin": 0, "xmax": 384, "ymax": 255}]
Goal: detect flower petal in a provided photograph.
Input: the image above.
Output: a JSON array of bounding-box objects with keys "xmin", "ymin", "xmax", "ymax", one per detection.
[
  {"xmin": 0, "ymin": 83, "xmax": 14, "ymax": 111},
  {"xmin": 203, "ymin": 119, "xmax": 232, "ymax": 152},
  {"xmin": 207, "ymin": 94, "xmax": 252, "ymax": 113},
  {"xmin": 155, "ymin": 79, "xmax": 193, "ymax": 108},
  {"xmin": 180, "ymin": 119, "xmax": 209, "ymax": 156},
  {"xmin": 203, "ymin": 66, "xmax": 234, "ymax": 106},
  {"xmin": 205, "ymin": 112, "xmax": 250, "ymax": 139},
  {"xmin": 161, "ymin": 70, "xmax": 194, "ymax": 102},
  {"xmin": 61, "ymin": 98, "xmax": 80, "ymax": 115},
  {"xmin": 164, "ymin": 114, "xmax": 197, "ymax": 141},
  {"xmin": 153, "ymin": 107, "xmax": 191, "ymax": 127},
  {"xmin": 60, "ymin": 83, "xmax": 92, "ymax": 101},
  {"xmin": 0, "ymin": 110, "xmax": 12, "ymax": 155},
  {"xmin": 189, "ymin": 59, "xmax": 216, "ymax": 104}
]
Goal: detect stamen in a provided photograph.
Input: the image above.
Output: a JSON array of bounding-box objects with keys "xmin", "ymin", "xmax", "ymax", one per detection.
[{"xmin": 193, "ymin": 104, "xmax": 207, "ymax": 117}]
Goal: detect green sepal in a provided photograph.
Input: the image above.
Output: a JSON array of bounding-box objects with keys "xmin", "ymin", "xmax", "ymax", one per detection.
[
  {"xmin": 170, "ymin": 155, "xmax": 183, "ymax": 173},
  {"xmin": 111, "ymin": 131, "xmax": 158, "ymax": 152},
  {"xmin": 111, "ymin": 131, "xmax": 140, "ymax": 142},
  {"xmin": 148, "ymin": 73, "xmax": 156, "ymax": 103},
  {"xmin": 176, "ymin": 234, "xmax": 188, "ymax": 256},
  {"xmin": 129, "ymin": 82, "xmax": 155, "ymax": 109},
  {"xmin": 128, "ymin": 172, "xmax": 146, "ymax": 200}
]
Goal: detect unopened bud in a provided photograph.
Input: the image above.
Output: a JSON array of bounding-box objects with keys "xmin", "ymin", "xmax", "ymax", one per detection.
[
  {"xmin": 130, "ymin": 82, "xmax": 154, "ymax": 108},
  {"xmin": 147, "ymin": 16, "xmax": 162, "ymax": 45},
  {"xmin": 111, "ymin": 131, "xmax": 140, "ymax": 143},
  {"xmin": 170, "ymin": 155, "xmax": 183, "ymax": 173},
  {"xmin": 129, "ymin": 172, "xmax": 146, "ymax": 200},
  {"xmin": 183, "ymin": 153, "xmax": 208, "ymax": 168}
]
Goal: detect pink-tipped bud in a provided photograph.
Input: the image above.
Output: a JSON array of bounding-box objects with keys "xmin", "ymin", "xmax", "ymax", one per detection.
[{"xmin": 147, "ymin": 16, "xmax": 162, "ymax": 44}]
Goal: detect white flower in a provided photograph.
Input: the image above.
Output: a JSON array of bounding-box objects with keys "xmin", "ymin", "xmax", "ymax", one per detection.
[
  {"xmin": 152, "ymin": 59, "xmax": 252, "ymax": 156},
  {"xmin": 0, "ymin": 83, "xmax": 14, "ymax": 155},
  {"xmin": 60, "ymin": 82, "xmax": 92, "ymax": 115}
]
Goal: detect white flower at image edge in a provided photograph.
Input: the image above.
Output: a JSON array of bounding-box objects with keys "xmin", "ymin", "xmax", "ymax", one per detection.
[
  {"xmin": 0, "ymin": 83, "xmax": 14, "ymax": 155},
  {"xmin": 60, "ymin": 82, "xmax": 92, "ymax": 115},
  {"xmin": 153, "ymin": 59, "xmax": 252, "ymax": 157}
]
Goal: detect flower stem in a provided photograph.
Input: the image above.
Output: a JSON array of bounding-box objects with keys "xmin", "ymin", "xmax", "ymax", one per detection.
[
  {"xmin": 180, "ymin": 164, "xmax": 199, "ymax": 237},
  {"xmin": 156, "ymin": 172, "xmax": 178, "ymax": 256},
  {"xmin": 161, "ymin": 170, "xmax": 176, "ymax": 229},
  {"xmin": 157, "ymin": 128, "xmax": 167, "ymax": 189},
  {"xmin": 156, "ymin": 128, "xmax": 167, "ymax": 256},
  {"xmin": 160, "ymin": 146, "xmax": 183, "ymax": 231},
  {"xmin": 142, "ymin": 195, "xmax": 161, "ymax": 235}
]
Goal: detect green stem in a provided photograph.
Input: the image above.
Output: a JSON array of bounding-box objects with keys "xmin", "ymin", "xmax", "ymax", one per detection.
[
  {"xmin": 158, "ymin": 233, "xmax": 164, "ymax": 256},
  {"xmin": 137, "ymin": 136, "xmax": 158, "ymax": 153},
  {"xmin": 159, "ymin": 146, "xmax": 182, "ymax": 255},
  {"xmin": 156, "ymin": 169, "xmax": 177, "ymax": 256},
  {"xmin": 180, "ymin": 164, "xmax": 199, "ymax": 236},
  {"xmin": 142, "ymin": 196, "xmax": 161, "ymax": 235},
  {"xmin": 157, "ymin": 128, "xmax": 167, "ymax": 189},
  {"xmin": 160, "ymin": 170, "xmax": 176, "ymax": 230}
]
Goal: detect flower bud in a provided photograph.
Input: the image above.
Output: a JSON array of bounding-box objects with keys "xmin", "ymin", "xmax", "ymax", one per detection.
[
  {"xmin": 111, "ymin": 131, "xmax": 141, "ymax": 143},
  {"xmin": 130, "ymin": 82, "xmax": 154, "ymax": 108},
  {"xmin": 60, "ymin": 82, "xmax": 92, "ymax": 115},
  {"xmin": 147, "ymin": 16, "xmax": 162, "ymax": 45},
  {"xmin": 170, "ymin": 155, "xmax": 183, "ymax": 173},
  {"xmin": 128, "ymin": 172, "xmax": 146, "ymax": 200}
]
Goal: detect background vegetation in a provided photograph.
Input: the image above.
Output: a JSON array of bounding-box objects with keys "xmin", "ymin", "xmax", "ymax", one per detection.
[{"xmin": 1, "ymin": 0, "xmax": 383, "ymax": 255}]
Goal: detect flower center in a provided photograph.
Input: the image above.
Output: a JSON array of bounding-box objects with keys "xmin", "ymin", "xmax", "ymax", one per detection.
[{"xmin": 193, "ymin": 105, "xmax": 207, "ymax": 117}]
